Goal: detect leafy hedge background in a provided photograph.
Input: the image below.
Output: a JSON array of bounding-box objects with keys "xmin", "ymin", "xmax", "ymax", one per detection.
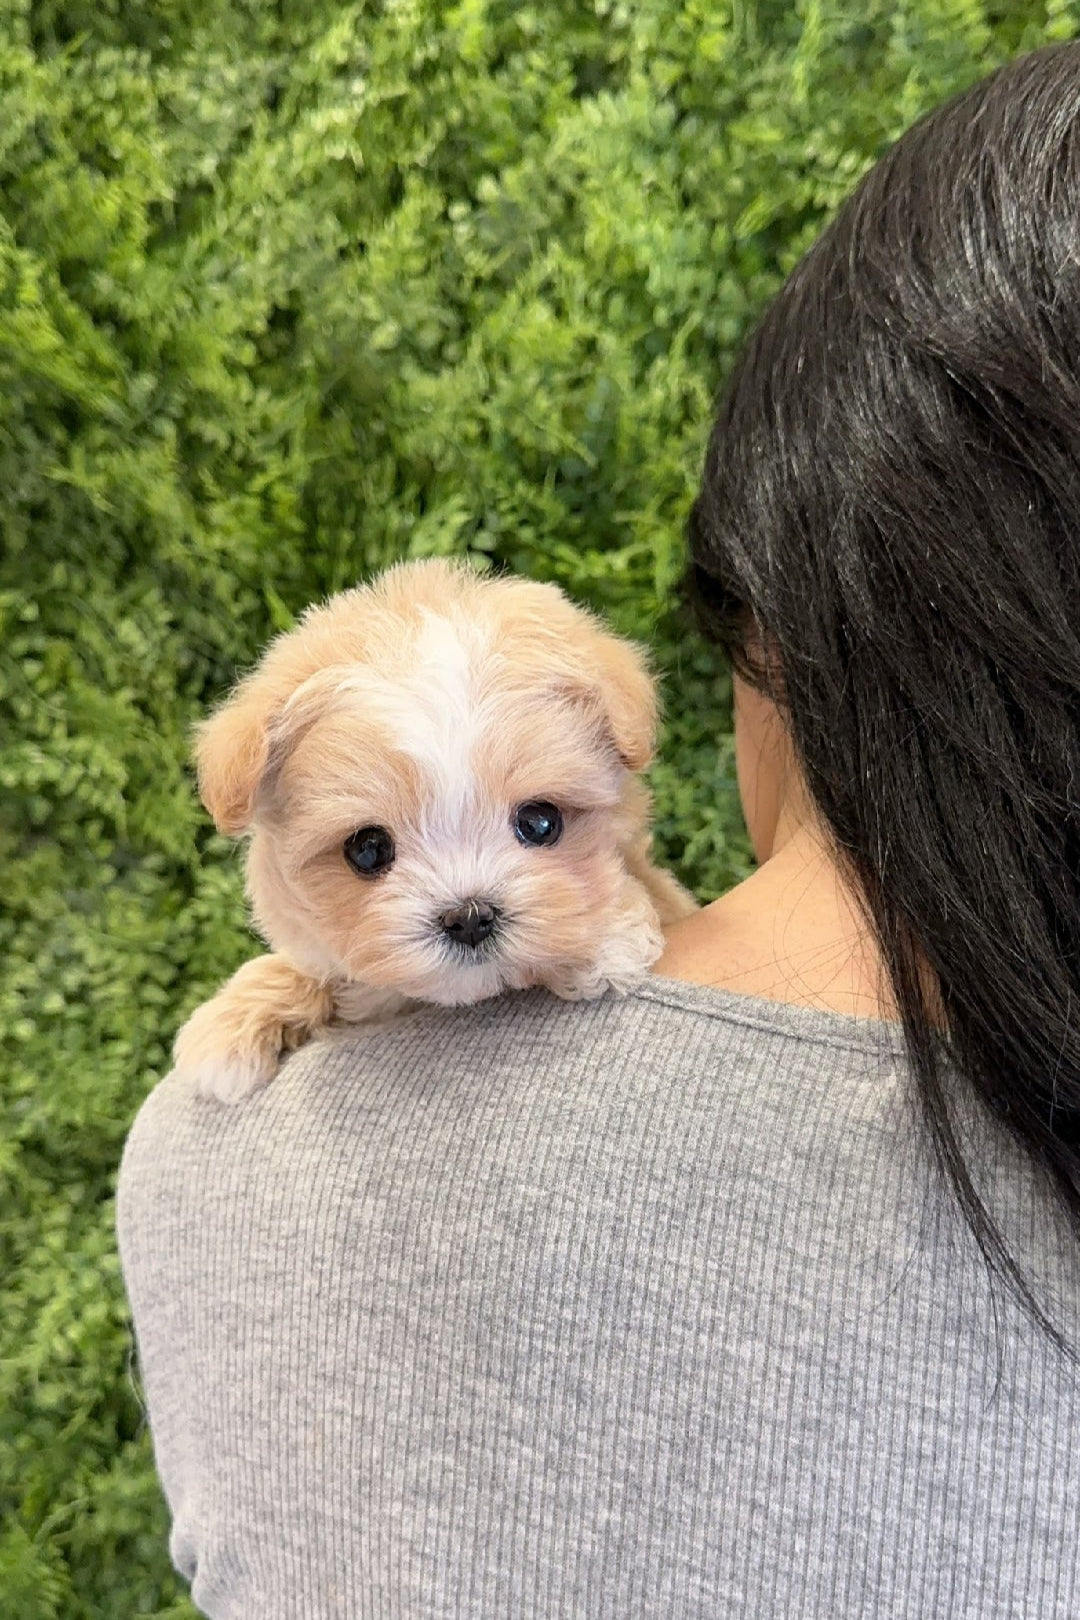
[{"xmin": 2, "ymin": 0, "xmax": 1077, "ymax": 1612}]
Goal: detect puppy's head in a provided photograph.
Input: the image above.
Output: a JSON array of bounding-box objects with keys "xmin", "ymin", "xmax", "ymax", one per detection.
[{"xmin": 196, "ymin": 559, "xmax": 658, "ymax": 1002}]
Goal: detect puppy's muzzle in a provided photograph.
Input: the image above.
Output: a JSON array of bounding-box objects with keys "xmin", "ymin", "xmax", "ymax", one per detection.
[{"xmin": 439, "ymin": 899, "xmax": 500, "ymax": 950}]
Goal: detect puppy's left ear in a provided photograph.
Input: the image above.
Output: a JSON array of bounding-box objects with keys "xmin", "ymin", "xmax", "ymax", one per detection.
[{"xmin": 574, "ymin": 631, "xmax": 658, "ymax": 773}]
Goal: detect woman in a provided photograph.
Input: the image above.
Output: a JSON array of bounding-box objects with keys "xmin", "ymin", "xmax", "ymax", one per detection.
[{"xmin": 118, "ymin": 44, "xmax": 1080, "ymax": 1617}]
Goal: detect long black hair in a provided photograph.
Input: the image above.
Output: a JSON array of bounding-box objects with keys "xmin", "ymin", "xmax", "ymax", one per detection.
[{"xmin": 687, "ymin": 43, "xmax": 1080, "ymax": 1340}]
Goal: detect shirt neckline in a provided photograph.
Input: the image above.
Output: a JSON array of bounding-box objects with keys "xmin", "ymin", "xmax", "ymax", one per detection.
[{"xmin": 630, "ymin": 972, "xmax": 910, "ymax": 1057}]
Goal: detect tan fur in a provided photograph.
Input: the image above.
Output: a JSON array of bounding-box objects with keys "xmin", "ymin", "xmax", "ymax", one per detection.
[
  {"xmin": 172, "ymin": 957, "xmax": 336, "ymax": 1104},
  {"xmin": 174, "ymin": 559, "xmax": 697, "ymax": 1101}
]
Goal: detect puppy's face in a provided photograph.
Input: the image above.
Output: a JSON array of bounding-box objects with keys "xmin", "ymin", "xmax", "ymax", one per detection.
[{"xmin": 196, "ymin": 561, "xmax": 657, "ymax": 1002}]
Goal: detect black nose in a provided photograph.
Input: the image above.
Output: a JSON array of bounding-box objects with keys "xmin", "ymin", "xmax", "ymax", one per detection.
[{"xmin": 439, "ymin": 899, "xmax": 499, "ymax": 949}]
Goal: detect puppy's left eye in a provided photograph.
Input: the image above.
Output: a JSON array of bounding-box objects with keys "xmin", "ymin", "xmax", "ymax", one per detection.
[
  {"xmin": 344, "ymin": 825, "xmax": 395, "ymax": 877},
  {"xmin": 513, "ymin": 800, "xmax": 563, "ymax": 847}
]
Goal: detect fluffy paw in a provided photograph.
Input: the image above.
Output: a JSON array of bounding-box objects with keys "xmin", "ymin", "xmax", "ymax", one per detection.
[
  {"xmin": 543, "ymin": 877, "xmax": 664, "ymax": 1003},
  {"xmin": 172, "ymin": 995, "xmax": 285, "ymax": 1104},
  {"xmin": 171, "ymin": 955, "xmax": 335, "ymax": 1105}
]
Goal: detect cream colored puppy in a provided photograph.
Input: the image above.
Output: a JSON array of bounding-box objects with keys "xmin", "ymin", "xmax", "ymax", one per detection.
[{"xmin": 174, "ymin": 559, "xmax": 696, "ymax": 1102}]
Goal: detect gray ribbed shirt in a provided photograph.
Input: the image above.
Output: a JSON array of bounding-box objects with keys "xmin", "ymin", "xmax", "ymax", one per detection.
[{"xmin": 117, "ymin": 977, "xmax": 1080, "ymax": 1618}]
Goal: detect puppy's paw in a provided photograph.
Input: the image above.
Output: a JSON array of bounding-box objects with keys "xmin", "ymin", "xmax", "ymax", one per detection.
[
  {"xmin": 543, "ymin": 964, "xmax": 614, "ymax": 1002},
  {"xmin": 615, "ymin": 776, "xmax": 698, "ymax": 925},
  {"xmin": 172, "ymin": 995, "xmax": 286, "ymax": 1103},
  {"xmin": 171, "ymin": 956, "xmax": 335, "ymax": 1105},
  {"xmin": 544, "ymin": 877, "xmax": 664, "ymax": 1003}
]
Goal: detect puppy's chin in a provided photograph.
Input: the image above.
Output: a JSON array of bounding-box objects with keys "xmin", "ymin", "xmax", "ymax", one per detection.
[
  {"xmin": 334, "ymin": 931, "xmax": 552, "ymax": 1006},
  {"xmin": 401, "ymin": 951, "xmax": 519, "ymax": 1007}
]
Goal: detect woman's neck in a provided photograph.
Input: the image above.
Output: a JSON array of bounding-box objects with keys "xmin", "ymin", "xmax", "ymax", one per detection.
[{"xmin": 654, "ymin": 821, "xmax": 897, "ymax": 1022}]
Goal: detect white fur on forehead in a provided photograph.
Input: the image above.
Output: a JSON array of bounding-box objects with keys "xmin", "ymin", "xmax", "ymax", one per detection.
[
  {"xmin": 396, "ymin": 603, "xmax": 502, "ymax": 758},
  {"xmin": 257, "ymin": 560, "xmax": 654, "ymax": 826},
  {"xmin": 347, "ymin": 607, "xmax": 490, "ymax": 834},
  {"xmin": 275, "ymin": 603, "xmax": 624, "ymax": 835}
]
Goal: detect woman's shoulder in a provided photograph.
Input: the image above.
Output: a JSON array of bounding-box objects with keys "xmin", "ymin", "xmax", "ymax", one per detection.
[
  {"xmin": 117, "ymin": 976, "xmax": 915, "ymax": 1300},
  {"xmin": 121, "ymin": 975, "xmax": 1078, "ymax": 1355},
  {"xmin": 122, "ymin": 975, "xmax": 909, "ymax": 1168}
]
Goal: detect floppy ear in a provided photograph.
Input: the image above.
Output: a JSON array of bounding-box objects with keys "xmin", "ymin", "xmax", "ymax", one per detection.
[
  {"xmin": 195, "ymin": 650, "xmax": 354, "ymax": 835},
  {"xmin": 194, "ymin": 676, "xmax": 278, "ymax": 836},
  {"xmin": 557, "ymin": 629, "xmax": 658, "ymax": 773},
  {"xmin": 193, "ymin": 584, "xmax": 377, "ymax": 835},
  {"xmin": 589, "ymin": 632, "xmax": 658, "ymax": 771}
]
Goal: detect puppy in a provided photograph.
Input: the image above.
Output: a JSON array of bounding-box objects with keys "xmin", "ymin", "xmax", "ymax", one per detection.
[{"xmin": 173, "ymin": 559, "xmax": 696, "ymax": 1102}]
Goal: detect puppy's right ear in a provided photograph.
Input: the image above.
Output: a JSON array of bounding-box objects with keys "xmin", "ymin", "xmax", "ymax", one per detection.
[
  {"xmin": 195, "ymin": 642, "xmax": 360, "ymax": 834},
  {"xmin": 195, "ymin": 675, "xmax": 277, "ymax": 836}
]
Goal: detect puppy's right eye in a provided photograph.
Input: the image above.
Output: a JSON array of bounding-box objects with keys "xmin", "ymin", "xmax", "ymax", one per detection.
[{"xmin": 344, "ymin": 825, "xmax": 395, "ymax": 877}]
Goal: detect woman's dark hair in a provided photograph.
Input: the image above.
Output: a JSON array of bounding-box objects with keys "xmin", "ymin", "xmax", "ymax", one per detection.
[{"xmin": 687, "ymin": 43, "xmax": 1080, "ymax": 1340}]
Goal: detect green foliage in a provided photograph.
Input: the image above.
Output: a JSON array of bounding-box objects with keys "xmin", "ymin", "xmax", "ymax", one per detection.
[{"xmin": 1, "ymin": 0, "xmax": 1076, "ymax": 1611}]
